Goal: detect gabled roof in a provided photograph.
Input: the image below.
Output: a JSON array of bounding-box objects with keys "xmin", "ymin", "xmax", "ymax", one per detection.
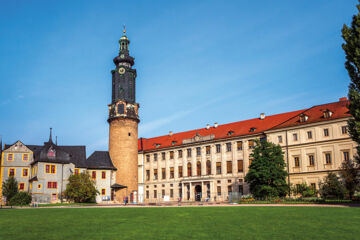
[
  {"xmin": 138, "ymin": 98, "xmax": 350, "ymax": 152},
  {"xmin": 86, "ymin": 151, "xmax": 117, "ymax": 170},
  {"xmin": 270, "ymin": 99, "xmax": 350, "ymax": 130}
]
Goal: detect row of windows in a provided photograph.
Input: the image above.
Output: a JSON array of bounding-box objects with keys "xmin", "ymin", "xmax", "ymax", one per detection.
[
  {"xmin": 91, "ymin": 171, "xmax": 107, "ymax": 180},
  {"xmin": 278, "ymin": 126, "xmax": 348, "ymax": 143},
  {"xmin": 146, "ymin": 160, "xmax": 245, "ymax": 181},
  {"xmin": 293, "ymin": 151, "xmax": 350, "ymax": 167},
  {"xmin": 6, "ymin": 153, "xmax": 29, "ymax": 161},
  {"xmin": 145, "ymin": 141, "xmax": 255, "ymax": 162},
  {"xmin": 8, "ymin": 168, "xmax": 29, "ymax": 177}
]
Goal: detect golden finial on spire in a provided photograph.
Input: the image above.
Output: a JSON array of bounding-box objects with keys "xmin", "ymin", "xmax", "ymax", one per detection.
[{"xmin": 123, "ymin": 25, "xmax": 126, "ymax": 34}]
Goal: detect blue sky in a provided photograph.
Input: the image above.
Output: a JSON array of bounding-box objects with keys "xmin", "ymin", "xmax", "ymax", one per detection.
[{"xmin": 0, "ymin": 0, "xmax": 357, "ymax": 155}]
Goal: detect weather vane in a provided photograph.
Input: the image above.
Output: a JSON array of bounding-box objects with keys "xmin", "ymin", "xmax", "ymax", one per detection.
[{"xmin": 123, "ymin": 24, "xmax": 126, "ymax": 34}]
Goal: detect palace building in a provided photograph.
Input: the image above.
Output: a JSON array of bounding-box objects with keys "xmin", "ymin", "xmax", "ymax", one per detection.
[{"xmin": 0, "ymin": 31, "xmax": 357, "ymax": 204}]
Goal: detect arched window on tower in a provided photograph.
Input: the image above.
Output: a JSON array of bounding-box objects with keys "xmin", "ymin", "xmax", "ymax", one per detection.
[
  {"xmin": 197, "ymin": 161, "xmax": 201, "ymax": 176},
  {"xmin": 187, "ymin": 163, "xmax": 192, "ymax": 177},
  {"xmin": 206, "ymin": 160, "xmax": 211, "ymax": 175}
]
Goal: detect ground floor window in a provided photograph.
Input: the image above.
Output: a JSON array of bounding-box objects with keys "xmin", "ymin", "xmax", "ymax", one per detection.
[
  {"xmin": 170, "ymin": 189, "xmax": 174, "ymax": 198},
  {"xmin": 146, "ymin": 191, "xmax": 149, "ymax": 199},
  {"xmin": 101, "ymin": 189, "xmax": 106, "ymax": 195},
  {"xmin": 51, "ymin": 193, "xmax": 57, "ymax": 201},
  {"xmin": 217, "ymin": 186, "xmax": 221, "ymax": 196},
  {"xmin": 19, "ymin": 183, "xmax": 25, "ymax": 191},
  {"xmin": 47, "ymin": 181, "xmax": 57, "ymax": 189}
]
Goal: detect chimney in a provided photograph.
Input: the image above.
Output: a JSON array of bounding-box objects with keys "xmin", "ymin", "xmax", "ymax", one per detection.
[
  {"xmin": 260, "ymin": 113, "xmax": 265, "ymax": 120},
  {"xmin": 214, "ymin": 122, "xmax": 218, "ymax": 128},
  {"xmin": 169, "ymin": 131, "xmax": 173, "ymax": 136},
  {"xmin": 206, "ymin": 124, "xmax": 210, "ymax": 130},
  {"xmin": 339, "ymin": 97, "xmax": 348, "ymax": 101}
]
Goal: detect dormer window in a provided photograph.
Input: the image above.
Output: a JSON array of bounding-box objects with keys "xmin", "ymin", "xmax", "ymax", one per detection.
[
  {"xmin": 249, "ymin": 128, "xmax": 256, "ymax": 132},
  {"xmin": 171, "ymin": 141, "xmax": 177, "ymax": 146},
  {"xmin": 48, "ymin": 149, "xmax": 56, "ymax": 157},
  {"xmin": 323, "ymin": 109, "xmax": 333, "ymax": 118},
  {"xmin": 155, "ymin": 144, "xmax": 161, "ymax": 148},
  {"xmin": 299, "ymin": 114, "xmax": 308, "ymax": 123},
  {"xmin": 227, "ymin": 131, "xmax": 234, "ymax": 136}
]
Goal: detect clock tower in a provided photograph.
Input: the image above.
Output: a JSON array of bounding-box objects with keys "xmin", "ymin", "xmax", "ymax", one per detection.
[{"xmin": 108, "ymin": 28, "xmax": 139, "ymax": 203}]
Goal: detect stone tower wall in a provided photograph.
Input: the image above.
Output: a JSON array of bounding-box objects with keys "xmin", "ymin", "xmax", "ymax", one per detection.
[{"xmin": 109, "ymin": 117, "xmax": 138, "ymax": 202}]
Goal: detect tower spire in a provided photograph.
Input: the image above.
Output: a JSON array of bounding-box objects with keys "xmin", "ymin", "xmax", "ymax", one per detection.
[
  {"xmin": 123, "ymin": 24, "xmax": 126, "ymax": 34},
  {"xmin": 49, "ymin": 127, "xmax": 53, "ymax": 143}
]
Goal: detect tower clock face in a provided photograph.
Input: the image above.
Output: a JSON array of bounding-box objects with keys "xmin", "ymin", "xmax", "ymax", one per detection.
[
  {"xmin": 120, "ymin": 54, "xmax": 125, "ymax": 58},
  {"xmin": 118, "ymin": 67, "xmax": 125, "ymax": 74}
]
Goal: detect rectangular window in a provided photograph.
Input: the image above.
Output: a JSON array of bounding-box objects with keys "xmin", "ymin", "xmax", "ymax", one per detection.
[
  {"xmin": 237, "ymin": 160, "xmax": 243, "ymax": 173},
  {"xmin": 196, "ymin": 147, "xmax": 201, "ymax": 156},
  {"xmin": 307, "ymin": 131, "xmax": 312, "ymax": 139},
  {"xmin": 227, "ymin": 161, "xmax": 232, "ymax": 174},
  {"xmin": 226, "ymin": 143, "xmax": 232, "ymax": 152},
  {"xmin": 154, "ymin": 169, "xmax": 158, "ymax": 180},
  {"xmin": 101, "ymin": 171, "xmax": 106, "ymax": 179},
  {"xmin": 37, "ymin": 184, "xmax": 42, "ymax": 189},
  {"xmin": 294, "ymin": 157, "xmax": 300, "ymax": 167},
  {"xmin": 178, "ymin": 166, "xmax": 183, "ymax": 178},
  {"xmin": 249, "ymin": 159, "xmax": 253, "ymax": 166},
  {"xmin": 162, "ymin": 189, "xmax": 165, "ymax": 198},
  {"xmin": 23, "ymin": 154, "xmax": 29, "ymax": 161},
  {"xmin": 248, "ymin": 140, "xmax": 255, "ymax": 149},
  {"xmin": 187, "ymin": 148, "xmax": 192, "ymax": 157},
  {"xmin": 170, "ymin": 167, "xmax": 174, "ymax": 179},
  {"xmin": 228, "ymin": 185, "xmax": 232, "ymax": 193},
  {"xmin": 293, "ymin": 133, "xmax": 298, "ymax": 141},
  {"xmin": 146, "ymin": 190, "xmax": 149, "ymax": 199},
  {"xmin": 216, "ymin": 144, "xmax": 221, "ymax": 153},
  {"xmin": 237, "ymin": 141, "xmax": 243, "ymax": 150},
  {"xmin": 324, "ymin": 128, "xmax": 329, "ymax": 137},
  {"xmin": 308, "ymin": 155, "xmax": 315, "ymax": 166},
  {"xmin": 216, "ymin": 162, "xmax": 221, "ymax": 175},
  {"xmin": 146, "ymin": 155, "xmax": 150, "ymax": 162},
  {"xmin": 178, "ymin": 150, "xmax": 183, "ymax": 158},
  {"xmin": 92, "ymin": 171, "xmax": 96, "ymax": 179},
  {"xmin": 170, "ymin": 189, "xmax": 174, "ymax": 198},
  {"xmin": 343, "ymin": 151, "xmax": 349, "ymax": 161},
  {"xmin": 162, "ymin": 168, "xmax": 166, "ymax": 179},
  {"xmin": 7, "ymin": 153, "xmax": 13, "ymax": 161},
  {"xmin": 22, "ymin": 168, "xmax": 28, "ymax": 177},
  {"xmin": 47, "ymin": 182, "xmax": 57, "ymax": 189},
  {"xmin": 101, "ymin": 189, "xmax": 106, "ymax": 195},
  {"xmin": 154, "ymin": 153, "xmax": 158, "ymax": 161},
  {"xmin": 310, "ymin": 183, "xmax": 316, "ymax": 190},
  {"xmin": 325, "ymin": 153, "xmax": 332, "ymax": 164},
  {"xmin": 9, "ymin": 168, "xmax": 15, "ymax": 177},
  {"xmin": 341, "ymin": 126, "xmax": 348, "ymax": 134},
  {"xmin": 51, "ymin": 165, "xmax": 56, "ymax": 174},
  {"xmin": 146, "ymin": 170, "xmax": 150, "ymax": 181},
  {"xmin": 217, "ymin": 186, "xmax": 221, "ymax": 196},
  {"xmin": 45, "ymin": 164, "xmax": 56, "ymax": 174},
  {"xmin": 278, "ymin": 136, "xmax": 283, "ymax": 144},
  {"xmin": 74, "ymin": 168, "xmax": 80, "ymax": 175},
  {"xmin": 19, "ymin": 183, "xmax": 25, "ymax": 191},
  {"xmin": 206, "ymin": 146, "xmax": 211, "ymax": 155},
  {"xmin": 154, "ymin": 190, "xmax": 157, "ymax": 198},
  {"xmin": 162, "ymin": 152, "xmax": 166, "ymax": 160},
  {"xmin": 170, "ymin": 151, "xmax": 174, "ymax": 159}
]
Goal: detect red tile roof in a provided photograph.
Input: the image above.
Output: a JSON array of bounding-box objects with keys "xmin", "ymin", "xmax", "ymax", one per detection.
[{"xmin": 138, "ymin": 99, "xmax": 350, "ymax": 152}]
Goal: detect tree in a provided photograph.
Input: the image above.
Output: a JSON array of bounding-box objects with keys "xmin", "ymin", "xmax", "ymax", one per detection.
[
  {"xmin": 342, "ymin": 1, "xmax": 360, "ymax": 164},
  {"xmin": 319, "ymin": 173, "xmax": 346, "ymax": 200},
  {"xmin": 64, "ymin": 172, "xmax": 98, "ymax": 203},
  {"xmin": 340, "ymin": 158, "xmax": 359, "ymax": 199},
  {"xmin": 2, "ymin": 176, "xmax": 18, "ymax": 204},
  {"xmin": 245, "ymin": 140, "xmax": 288, "ymax": 199},
  {"xmin": 291, "ymin": 183, "xmax": 317, "ymax": 198}
]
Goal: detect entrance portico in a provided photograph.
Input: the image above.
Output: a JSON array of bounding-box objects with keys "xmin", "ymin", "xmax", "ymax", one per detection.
[{"xmin": 180, "ymin": 180, "xmax": 213, "ymax": 202}]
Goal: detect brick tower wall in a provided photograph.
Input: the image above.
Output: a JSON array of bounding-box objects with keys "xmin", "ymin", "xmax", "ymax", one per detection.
[{"xmin": 109, "ymin": 118, "xmax": 138, "ymax": 202}]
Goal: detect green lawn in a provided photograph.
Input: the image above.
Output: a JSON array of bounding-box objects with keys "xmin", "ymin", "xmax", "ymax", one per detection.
[{"xmin": 0, "ymin": 207, "xmax": 359, "ymax": 240}]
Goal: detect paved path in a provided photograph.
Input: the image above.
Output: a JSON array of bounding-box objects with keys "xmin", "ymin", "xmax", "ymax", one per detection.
[{"xmin": 11, "ymin": 203, "xmax": 360, "ymax": 209}]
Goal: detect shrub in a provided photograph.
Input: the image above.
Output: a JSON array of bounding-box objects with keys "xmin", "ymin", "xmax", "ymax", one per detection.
[
  {"xmin": 8, "ymin": 192, "xmax": 32, "ymax": 206},
  {"xmin": 64, "ymin": 172, "xmax": 98, "ymax": 203},
  {"xmin": 319, "ymin": 173, "xmax": 346, "ymax": 200}
]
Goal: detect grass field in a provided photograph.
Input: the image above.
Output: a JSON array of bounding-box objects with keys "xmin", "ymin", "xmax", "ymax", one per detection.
[{"xmin": 0, "ymin": 206, "xmax": 359, "ymax": 240}]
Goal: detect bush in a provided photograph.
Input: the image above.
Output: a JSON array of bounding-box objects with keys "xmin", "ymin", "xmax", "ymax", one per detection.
[
  {"xmin": 8, "ymin": 192, "xmax": 32, "ymax": 206},
  {"xmin": 319, "ymin": 173, "xmax": 346, "ymax": 200},
  {"xmin": 64, "ymin": 172, "xmax": 98, "ymax": 203}
]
